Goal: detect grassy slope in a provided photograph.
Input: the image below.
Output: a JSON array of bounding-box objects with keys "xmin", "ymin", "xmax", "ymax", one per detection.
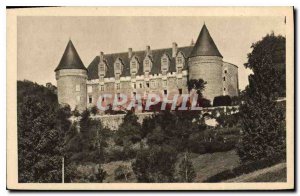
[
  {"xmin": 225, "ymin": 162, "xmax": 287, "ymax": 182},
  {"xmin": 177, "ymin": 150, "xmax": 240, "ymax": 182}
]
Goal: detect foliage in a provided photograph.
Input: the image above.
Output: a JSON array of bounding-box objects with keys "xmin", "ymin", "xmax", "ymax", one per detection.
[
  {"xmin": 115, "ymin": 111, "xmax": 142, "ymax": 146},
  {"xmin": 94, "ymin": 165, "xmax": 107, "ymax": 182},
  {"xmin": 17, "ymin": 80, "xmax": 72, "ymax": 182},
  {"xmin": 178, "ymin": 153, "xmax": 196, "ymax": 182},
  {"xmin": 114, "ymin": 165, "xmax": 131, "ymax": 181},
  {"xmin": 90, "ymin": 105, "xmax": 98, "ymax": 115},
  {"xmin": 213, "ymin": 95, "xmax": 232, "ymax": 107},
  {"xmin": 187, "ymin": 79, "xmax": 207, "ymax": 97},
  {"xmin": 132, "ymin": 145, "xmax": 177, "ymax": 182},
  {"xmin": 237, "ymin": 33, "xmax": 286, "ymax": 163}
]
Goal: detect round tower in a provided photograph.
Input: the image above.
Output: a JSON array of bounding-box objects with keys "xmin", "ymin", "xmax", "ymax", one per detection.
[
  {"xmin": 188, "ymin": 24, "xmax": 223, "ymax": 101},
  {"xmin": 55, "ymin": 40, "xmax": 87, "ymax": 111}
]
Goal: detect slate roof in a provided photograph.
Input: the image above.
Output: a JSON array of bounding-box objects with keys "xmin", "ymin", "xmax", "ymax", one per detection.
[
  {"xmin": 55, "ymin": 40, "xmax": 87, "ymax": 71},
  {"xmin": 87, "ymin": 46, "xmax": 193, "ymax": 80},
  {"xmin": 190, "ymin": 24, "xmax": 223, "ymax": 58}
]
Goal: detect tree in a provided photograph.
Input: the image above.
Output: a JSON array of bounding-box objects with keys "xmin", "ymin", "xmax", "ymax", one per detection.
[
  {"xmin": 178, "ymin": 153, "xmax": 196, "ymax": 182},
  {"xmin": 17, "ymin": 81, "xmax": 72, "ymax": 182},
  {"xmin": 94, "ymin": 165, "xmax": 107, "ymax": 182},
  {"xmin": 115, "ymin": 111, "xmax": 142, "ymax": 145},
  {"xmin": 132, "ymin": 145, "xmax": 177, "ymax": 182},
  {"xmin": 237, "ymin": 33, "xmax": 286, "ymax": 163},
  {"xmin": 187, "ymin": 79, "xmax": 207, "ymax": 97}
]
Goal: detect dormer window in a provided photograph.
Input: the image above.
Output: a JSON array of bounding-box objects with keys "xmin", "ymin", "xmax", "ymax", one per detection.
[
  {"xmin": 143, "ymin": 56, "xmax": 152, "ymax": 73},
  {"xmin": 98, "ymin": 62, "xmax": 107, "ymax": 78},
  {"xmin": 130, "ymin": 56, "xmax": 139, "ymax": 75},
  {"xmin": 161, "ymin": 54, "xmax": 170, "ymax": 72},
  {"xmin": 114, "ymin": 58, "xmax": 123, "ymax": 77},
  {"xmin": 176, "ymin": 51, "xmax": 185, "ymax": 74}
]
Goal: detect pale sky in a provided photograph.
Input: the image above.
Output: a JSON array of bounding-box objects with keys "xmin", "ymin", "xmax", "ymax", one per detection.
[{"xmin": 17, "ymin": 16, "xmax": 285, "ymax": 90}]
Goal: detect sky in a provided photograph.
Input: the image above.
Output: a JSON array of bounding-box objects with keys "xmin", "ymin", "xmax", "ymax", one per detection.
[{"xmin": 17, "ymin": 16, "xmax": 285, "ymax": 90}]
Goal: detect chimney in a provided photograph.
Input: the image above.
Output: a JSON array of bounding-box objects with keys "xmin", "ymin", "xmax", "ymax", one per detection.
[
  {"xmin": 100, "ymin": 51, "xmax": 104, "ymax": 62},
  {"xmin": 128, "ymin": 48, "xmax": 133, "ymax": 59},
  {"xmin": 172, "ymin": 42, "xmax": 178, "ymax": 57},
  {"xmin": 145, "ymin": 45, "xmax": 151, "ymax": 56}
]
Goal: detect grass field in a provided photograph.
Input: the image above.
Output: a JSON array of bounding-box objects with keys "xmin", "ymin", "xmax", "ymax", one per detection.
[{"xmin": 180, "ymin": 150, "xmax": 241, "ymax": 182}]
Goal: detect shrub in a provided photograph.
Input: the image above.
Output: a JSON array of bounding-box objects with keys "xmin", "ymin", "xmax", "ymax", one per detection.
[
  {"xmin": 204, "ymin": 156, "xmax": 284, "ymax": 182},
  {"xmin": 114, "ymin": 165, "xmax": 131, "ymax": 181},
  {"xmin": 213, "ymin": 95, "xmax": 232, "ymax": 107}
]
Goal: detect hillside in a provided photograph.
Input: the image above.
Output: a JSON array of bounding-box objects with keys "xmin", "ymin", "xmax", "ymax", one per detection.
[{"xmin": 225, "ymin": 163, "xmax": 286, "ymax": 182}]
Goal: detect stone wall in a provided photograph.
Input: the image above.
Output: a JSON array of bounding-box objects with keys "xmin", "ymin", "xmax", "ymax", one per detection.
[{"xmin": 91, "ymin": 112, "xmax": 153, "ymax": 130}]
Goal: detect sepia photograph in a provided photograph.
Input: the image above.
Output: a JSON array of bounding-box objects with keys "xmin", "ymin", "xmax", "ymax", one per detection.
[{"xmin": 6, "ymin": 7, "xmax": 294, "ymax": 190}]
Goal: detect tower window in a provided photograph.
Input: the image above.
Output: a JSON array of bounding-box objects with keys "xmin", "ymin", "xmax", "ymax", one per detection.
[
  {"xmin": 76, "ymin": 85, "xmax": 80, "ymax": 92},
  {"xmin": 223, "ymin": 77, "xmax": 226, "ymax": 81},
  {"xmin": 224, "ymin": 87, "xmax": 226, "ymax": 91},
  {"xmin": 88, "ymin": 96, "xmax": 93, "ymax": 104},
  {"xmin": 76, "ymin": 95, "xmax": 81, "ymax": 102},
  {"xmin": 224, "ymin": 70, "xmax": 227, "ymax": 74},
  {"xmin": 88, "ymin": 86, "xmax": 93, "ymax": 93}
]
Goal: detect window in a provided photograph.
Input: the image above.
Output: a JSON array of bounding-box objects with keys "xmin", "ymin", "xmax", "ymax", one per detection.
[
  {"xmin": 223, "ymin": 77, "xmax": 226, "ymax": 81},
  {"xmin": 177, "ymin": 57, "xmax": 183, "ymax": 64},
  {"xmin": 76, "ymin": 95, "xmax": 81, "ymax": 102},
  {"xmin": 150, "ymin": 80, "xmax": 156, "ymax": 88},
  {"xmin": 100, "ymin": 85, "xmax": 104, "ymax": 91},
  {"xmin": 133, "ymin": 92, "xmax": 136, "ymax": 98},
  {"xmin": 164, "ymin": 90, "xmax": 168, "ymax": 95},
  {"xmin": 133, "ymin": 83, "xmax": 136, "ymax": 89},
  {"xmin": 75, "ymin": 84, "xmax": 80, "ymax": 92},
  {"xmin": 146, "ymin": 82, "xmax": 150, "ymax": 88},
  {"xmin": 88, "ymin": 86, "xmax": 93, "ymax": 93},
  {"xmin": 163, "ymin": 80, "xmax": 167, "ymax": 87},
  {"xmin": 116, "ymin": 83, "xmax": 120, "ymax": 90},
  {"xmin": 161, "ymin": 55, "xmax": 169, "ymax": 72},
  {"xmin": 178, "ymin": 89, "xmax": 182, "ymax": 95},
  {"xmin": 139, "ymin": 83, "xmax": 143, "ymax": 88},
  {"xmin": 224, "ymin": 70, "xmax": 227, "ymax": 74},
  {"xmin": 99, "ymin": 76, "xmax": 104, "ymax": 81},
  {"xmin": 88, "ymin": 96, "xmax": 93, "ymax": 104},
  {"xmin": 99, "ymin": 63, "xmax": 105, "ymax": 72},
  {"xmin": 224, "ymin": 87, "xmax": 226, "ymax": 91},
  {"xmin": 115, "ymin": 62, "xmax": 121, "ymax": 70},
  {"xmin": 144, "ymin": 57, "xmax": 152, "ymax": 73},
  {"xmin": 177, "ymin": 68, "xmax": 182, "ymax": 74}
]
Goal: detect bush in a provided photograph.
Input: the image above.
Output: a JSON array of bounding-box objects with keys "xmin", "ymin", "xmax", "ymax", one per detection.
[
  {"xmin": 213, "ymin": 95, "xmax": 232, "ymax": 107},
  {"xmin": 204, "ymin": 156, "xmax": 284, "ymax": 182},
  {"xmin": 114, "ymin": 165, "xmax": 131, "ymax": 181}
]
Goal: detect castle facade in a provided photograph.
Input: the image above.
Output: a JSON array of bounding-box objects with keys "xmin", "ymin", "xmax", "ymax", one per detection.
[{"xmin": 55, "ymin": 24, "xmax": 239, "ymax": 111}]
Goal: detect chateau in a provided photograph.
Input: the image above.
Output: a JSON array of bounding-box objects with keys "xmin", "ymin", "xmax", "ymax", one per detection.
[{"xmin": 55, "ymin": 24, "xmax": 239, "ymax": 111}]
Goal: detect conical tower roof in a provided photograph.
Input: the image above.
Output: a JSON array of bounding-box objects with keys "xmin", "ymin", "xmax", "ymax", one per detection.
[
  {"xmin": 189, "ymin": 24, "xmax": 222, "ymax": 58},
  {"xmin": 55, "ymin": 40, "xmax": 87, "ymax": 71}
]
